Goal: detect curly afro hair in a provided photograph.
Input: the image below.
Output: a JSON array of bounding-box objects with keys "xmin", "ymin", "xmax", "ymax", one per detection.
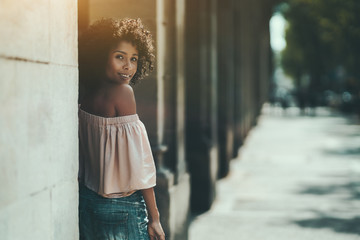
[{"xmin": 79, "ymin": 18, "xmax": 155, "ymax": 89}]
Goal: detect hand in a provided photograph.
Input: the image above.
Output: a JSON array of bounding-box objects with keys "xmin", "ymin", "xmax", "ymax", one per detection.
[{"xmin": 148, "ymin": 220, "xmax": 165, "ymax": 240}]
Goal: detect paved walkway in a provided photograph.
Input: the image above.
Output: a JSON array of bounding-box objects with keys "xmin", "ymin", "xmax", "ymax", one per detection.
[{"xmin": 189, "ymin": 106, "xmax": 360, "ymax": 240}]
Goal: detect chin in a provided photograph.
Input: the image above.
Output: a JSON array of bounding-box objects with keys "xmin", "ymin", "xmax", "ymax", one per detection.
[
  {"xmin": 114, "ymin": 77, "xmax": 130, "ymax": 84},
  {"xmin": 123, "ymin": 78, "xmax": 132, "ymax": 84}
]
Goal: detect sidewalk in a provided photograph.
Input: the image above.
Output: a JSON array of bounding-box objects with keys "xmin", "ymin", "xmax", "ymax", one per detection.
[{"xmin": 189, "ymin": 107, "xmax": 360, "ymax": 240}]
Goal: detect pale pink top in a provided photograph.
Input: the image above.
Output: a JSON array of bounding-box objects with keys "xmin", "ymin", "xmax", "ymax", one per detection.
[{"xmin": 78, "ymin": 107, "xmax": 156, "ymax": 198}]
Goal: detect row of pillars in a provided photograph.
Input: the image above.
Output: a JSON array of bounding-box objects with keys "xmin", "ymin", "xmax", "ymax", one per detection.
[{"xmin": 185, "ymin": 0, "xmax": 275, "ymax": 213}]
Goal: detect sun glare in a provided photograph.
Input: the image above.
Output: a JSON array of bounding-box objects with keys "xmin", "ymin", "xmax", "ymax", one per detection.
[{"xmin": 270, "ymin": 13, "xmax": 287, "ymax": 52}]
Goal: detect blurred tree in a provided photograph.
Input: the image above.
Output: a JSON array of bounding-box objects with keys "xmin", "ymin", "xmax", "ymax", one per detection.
[{"xmin": 281, "ymin": 0, "xmax": 360, "ymax": 111}]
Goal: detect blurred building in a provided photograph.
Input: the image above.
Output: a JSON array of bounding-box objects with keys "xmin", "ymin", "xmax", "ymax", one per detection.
[{"xmin": 0, "ymin": 0, "xmax": 279, "ymax": 239}]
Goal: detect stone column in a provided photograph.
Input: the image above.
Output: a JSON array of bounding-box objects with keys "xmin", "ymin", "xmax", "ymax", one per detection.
[
  {"xmin": 233, "ymin": 0, "xmax": 247, "ymax": 156},
  {"xmin": 185, "ymin": 0, "xmax": 219, "ymax": 212},
  {"xmin": 251, "ymin": 0, "xmax": 273, "ymax": 119},
  {"xmin": 155, "ymin": 1, "xmax": 190, "ymax": 239},
  {"xmin": 217, "ymin": 0, "xmax": 235, "ymax": 178},
  {"xmin": 241, "ymin": 0, "xmax": 258, "ymax": 139},
  {"xmin": 233, "ymin": 0, "xmax": 261, "ymax": 155},
  {"xmin": 258, "ymin": 4, "xmax": 274, "ymax": 109},
  {"xmin": 251, "ymin": 0, "xmax": 262, "ymax": 121}
]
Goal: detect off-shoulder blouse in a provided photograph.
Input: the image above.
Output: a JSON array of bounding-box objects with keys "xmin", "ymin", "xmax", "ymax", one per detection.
[{"xmin": 78, "ymin": 107, "xmax": 156, "ymax": 198}]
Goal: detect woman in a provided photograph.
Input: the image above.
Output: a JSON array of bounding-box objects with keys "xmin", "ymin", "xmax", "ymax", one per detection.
[{"xmin": 78, "ymin": 18, "xmax": 165, "ymax": 240}]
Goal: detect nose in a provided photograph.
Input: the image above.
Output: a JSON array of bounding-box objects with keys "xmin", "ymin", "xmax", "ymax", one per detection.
[{"xmin": 123, "ymin": 59, "xmax": 132, "ymax": 70}]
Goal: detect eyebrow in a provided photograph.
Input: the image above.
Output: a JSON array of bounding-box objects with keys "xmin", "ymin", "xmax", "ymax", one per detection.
[{"xmin": 113, "ymin": 50, "xmax": 138, "ymax": 56}]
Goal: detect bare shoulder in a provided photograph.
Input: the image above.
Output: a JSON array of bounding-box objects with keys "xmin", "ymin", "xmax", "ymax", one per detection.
[
  {"xmin": 114, "ymin": 84, "xmax": 137, "ymax": 116},
  {"xmin": 116, "ymin": 84, "xmax": 134, "ymax": 96}
]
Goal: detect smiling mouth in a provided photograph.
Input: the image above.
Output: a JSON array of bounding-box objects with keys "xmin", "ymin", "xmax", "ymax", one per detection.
[{"xmin": 118, "ymin": 73, "xmax": 132, "ymax": 78}]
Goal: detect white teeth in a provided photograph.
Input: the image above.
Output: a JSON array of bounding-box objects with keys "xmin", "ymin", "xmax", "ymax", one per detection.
[{"xmin": 119, "ymin": 73, "xmax": 131, "ymax": 78}]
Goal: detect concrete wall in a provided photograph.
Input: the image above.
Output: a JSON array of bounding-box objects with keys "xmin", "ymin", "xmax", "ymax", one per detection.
[{"xmin": 0, "ymin": 1, "xmax": 79, "ymax": 239}]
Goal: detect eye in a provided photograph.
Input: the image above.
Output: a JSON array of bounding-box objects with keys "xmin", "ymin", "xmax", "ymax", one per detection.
[
  {"xmin": 115, "ymin": 55, "xmax": 124, "ymax": 59},
  {"xmin": 131, "ymin": 57, "xmax": 138, "ymax": 62}
]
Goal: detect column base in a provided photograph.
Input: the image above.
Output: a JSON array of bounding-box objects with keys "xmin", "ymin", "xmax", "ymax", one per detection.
[{"xmin": 155, "ymin": 169, "xmax": 191, "ymax": 240}]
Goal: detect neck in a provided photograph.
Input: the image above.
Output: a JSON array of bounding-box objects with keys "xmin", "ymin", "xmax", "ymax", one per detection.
[{"xmin": 97, "ymin": 79, "xmax": 129, "ymax": 96}]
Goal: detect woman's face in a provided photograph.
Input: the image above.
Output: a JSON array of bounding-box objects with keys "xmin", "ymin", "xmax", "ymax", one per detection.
[{"xmin": 105, "ymin": 40, "xmax": 139, "ymax": 84}]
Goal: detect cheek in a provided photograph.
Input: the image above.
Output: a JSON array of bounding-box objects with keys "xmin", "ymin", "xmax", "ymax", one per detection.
[{"xmin": 132, "ymin": 63, "xmax": 138, "ymax": 72}]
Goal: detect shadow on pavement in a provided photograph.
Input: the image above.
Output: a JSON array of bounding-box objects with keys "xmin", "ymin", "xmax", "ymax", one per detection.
[
  {"xmin": 298, "ymin": 180, "xmax": 360, "ymax": 200},
  {"xmin": 294, "ymin": 216, "xmax": 360, "ymax": 235},
  {"xmin": 323, "ymin": 147, "xmax": 360, "ymax": 156}
]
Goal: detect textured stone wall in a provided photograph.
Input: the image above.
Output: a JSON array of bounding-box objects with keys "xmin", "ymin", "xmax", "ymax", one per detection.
[{"xmin": 0, "ymin": 1, "xmax": 79, "ymax": 239}]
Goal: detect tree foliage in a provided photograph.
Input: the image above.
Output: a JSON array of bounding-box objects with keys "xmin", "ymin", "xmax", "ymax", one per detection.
[{"xmin": 281, "ymin": 0, "xmax": 360, "ymax": 93}]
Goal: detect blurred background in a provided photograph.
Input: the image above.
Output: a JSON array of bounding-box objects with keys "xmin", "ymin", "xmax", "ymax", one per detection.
[
  {"xmin": 270, "ymin": 1, "xmax": 360, "ymax": 116},
  {"xmin": 0, "ymin": 0, "xmax": 359, "ymax": 239}
]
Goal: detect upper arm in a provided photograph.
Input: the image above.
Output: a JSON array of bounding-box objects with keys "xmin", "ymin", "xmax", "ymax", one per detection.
[{"xmin": 114, "ymin": 84, "xmax": 137, "ymax": 116}]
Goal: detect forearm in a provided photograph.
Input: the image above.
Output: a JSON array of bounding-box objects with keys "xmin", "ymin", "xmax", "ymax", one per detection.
[{"xmin": 141, "ymin": 187, "xmax": 160, "ymax": 221}]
